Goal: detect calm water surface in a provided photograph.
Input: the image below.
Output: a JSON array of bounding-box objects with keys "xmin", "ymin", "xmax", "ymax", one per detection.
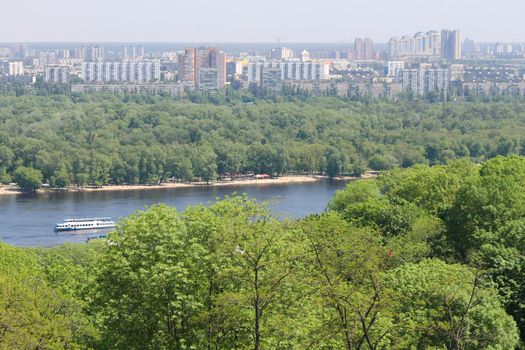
[{"xmin": 0, "ymin": 181, "xmax": 348, "ymax": 247}]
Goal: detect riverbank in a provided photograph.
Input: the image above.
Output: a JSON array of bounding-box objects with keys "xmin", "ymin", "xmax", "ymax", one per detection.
[
  {"xmin": 0, "ymin": 174, "xmax": 376, "ymax": 196},
  {"xmin": 82, "ymin": 175, "xmax": 321, "ymax": 193}
]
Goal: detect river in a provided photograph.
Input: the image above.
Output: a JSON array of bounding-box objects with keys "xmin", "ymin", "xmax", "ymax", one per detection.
[{"xmin": 0, "ymin": 180, "xmax": 349, "ymax": 247}]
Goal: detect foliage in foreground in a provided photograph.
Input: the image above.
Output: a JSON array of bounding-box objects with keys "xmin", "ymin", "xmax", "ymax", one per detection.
[{"xmin": 4, "ymin": 155, "xmax": 525, "ymax": 349}]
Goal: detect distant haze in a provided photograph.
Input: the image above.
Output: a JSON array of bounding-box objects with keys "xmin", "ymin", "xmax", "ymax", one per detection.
[{"xmin": 2, "ymin": 0, "xmax": 524, "ymax": 43}]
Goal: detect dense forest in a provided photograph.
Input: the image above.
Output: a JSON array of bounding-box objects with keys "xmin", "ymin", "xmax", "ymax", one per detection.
[
  {"xmin": 3, "ymin": 156, "xmax": 525, "ymax": 349},
  {"xmin": 2, "ymin": 93, "xmax": 525, "ymax": 189}
]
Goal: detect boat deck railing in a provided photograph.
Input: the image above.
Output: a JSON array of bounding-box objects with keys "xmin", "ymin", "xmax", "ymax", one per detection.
[{"xmin": 63, "ymin": 217, "xmax": 113, "ymax": 223}]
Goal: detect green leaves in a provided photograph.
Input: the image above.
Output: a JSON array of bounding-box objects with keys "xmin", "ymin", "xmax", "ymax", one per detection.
[
  {"xmin": 5, "ymin": 95, "xmax": 525, "ymax": 186},
  {"xmin": 0, "ymin": 242, "xmax": 91, "ymax": 350},
  {"xmin": 93, "ymin": 205, "xmax": 206, "ymax": 349},
  {"xmin": 382, "ymin": 260, "xmax": 519, "ymax": 349},
  {"xmin": 6, "ymin": 154, "xmax": 525, "ymax": 348},
  {"xmin": 13, "ymin": 165, "xmax": 43, "ymax": 191}
]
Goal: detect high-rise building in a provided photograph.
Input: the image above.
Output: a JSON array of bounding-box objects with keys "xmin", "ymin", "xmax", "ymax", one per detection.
[
  {"xmin": 301, "ymin": 50, "xmax": 311, "ymax": 62},
  {"xmin": 39, "ymin": 51, "xmax": 58, "ymax": 67},
  {"xmin": 226, "ymin": 61, "xmax": 243, "ymax": 81},
  {"xmin": 81, "ymin": 60, "xmax": 161, "ymax": 83},
  {"xmin": 395, "ymin": 66, "xmax": 449, "ymax": 95},
  {"xmin": 45, "ymin": 65, "xmax": 70, "ymax": 83},
  {"xmin": 269, "ymin": 47, "xmax": 294, "ymax": 60},
  {"xmin": 441, "ymin": 30, "xmax": 461, "ymax": 60},
  {"xmin": 85, "ymin": 45, "xmax": 105, "ymax": 62},
  {"xmin": 1, "ymin": 61, "xmax": 24, "ymax": 76},
  {"xmin": 389, "ymin": 31, "xmax": 441, "ymax": 59},
  {"xmin": 56, "ymin": 49, "xmax": 70, "ymax": 59},
  {"xmin": 178, "ymin": 48, "xmax": 197, "ymax": 87},
  {"xmin": 354, "ymin": 38, "xmax": 374, "ymax": 60},
  {"xmin": 247, "ymin": 60, "xmax": 329, "ymax": 84},
  {"xmin": 261, "ymin": 66, "xmax": 283, "ymax": 93},
  {"xmin": 0, "ymin": 48, "xmax": 12, "ymax": 58},
  {"xmin": 281, "ymin": 61, "xmax": 329, "ymax": 80},
  {"xmin": 123, "ymin": 46, "xmax": 145, "ymax": 59},
  {"xmin": 462, "ymin": 39, "xmax": 476, "ymax": 55},
  {"xmin": 12, "ymin": 44, "xmax": 29, "ymax": 59},
  {"xmin": 177, "ymin": 47, "xmax": 226, "ymax": 91},
  {"xmin": 247, "ymin": 61, "xmax": 266, "ymax": 84},
  {"xmin": 449, "ymin": 64, "xmax": 464, "ymax": 81},
  {"xmin": 198, "ymin": 68, "xmax": 221, "ymax": 92},
  {"xmin": 72, "ymin": 47, "xmax": 86, "ymax": 60},
  {"xmin": 386, "ymin": 61, "xmax": 405, "ymax": 77}
]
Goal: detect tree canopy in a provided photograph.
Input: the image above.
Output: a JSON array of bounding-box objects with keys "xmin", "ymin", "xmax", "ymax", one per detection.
[{"xmin": 2, "ymin": 94, "xmax": 525, "ymax": 189}]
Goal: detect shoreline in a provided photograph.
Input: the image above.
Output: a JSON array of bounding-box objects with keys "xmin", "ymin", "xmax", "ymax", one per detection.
[{"xmin": 0, "ymin": 174, "xmax": 373, "ymax": 196}]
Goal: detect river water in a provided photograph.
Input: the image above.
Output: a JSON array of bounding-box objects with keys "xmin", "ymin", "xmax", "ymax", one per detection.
[{"xmin": 0, "ymin": 180, "xmax": 348, "ymax": 247}]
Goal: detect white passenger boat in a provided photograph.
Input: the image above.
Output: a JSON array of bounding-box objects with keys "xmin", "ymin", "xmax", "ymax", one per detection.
[{"xmin": 54, "ymin": 217, "xmax": 115, "ymax": 231}]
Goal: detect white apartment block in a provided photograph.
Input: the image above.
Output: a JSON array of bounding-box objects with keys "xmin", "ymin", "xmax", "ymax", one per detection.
[
  {"xmin": 45, "ymin": 65, "xmax": 70, "ymax": 83},
  {"xmin": 386, "ymin": 61, "xmax": 405, "ymax": 77},
  {"xmin": 247, "ymin": 60, "xmax": 329, "ymax": 83},
  {"xmin": 1, "ymin": 61, "xmax": 24, "ymax": 76},
  {"xmin": 281, "ymin": 61, "xmax": 329, "ymax": 80},
  {"xmin": 389, "ymin": 31, "xmax": 441, "ymax": 59},
  {"xmin": 395, "ymin": 68, "xmax": 449, "ymax": 95},
  {"xmin": 247, "ymin": 61, "xmax": 266, "ymax": 83},
  {"xmin": 81, "ymin": 60, "xmax": 161, "ymax": 83}
]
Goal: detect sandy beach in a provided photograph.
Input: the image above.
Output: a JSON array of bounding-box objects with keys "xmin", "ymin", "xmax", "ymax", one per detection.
[{"xmin": 0, "ymin": 174, "xmax": 368, "ymax": 196}]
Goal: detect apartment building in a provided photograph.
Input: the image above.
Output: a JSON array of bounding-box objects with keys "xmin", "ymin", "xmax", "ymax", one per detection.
[{"xmin": 81, "ymin": 60, "xmax": 161, "ymax": 83}]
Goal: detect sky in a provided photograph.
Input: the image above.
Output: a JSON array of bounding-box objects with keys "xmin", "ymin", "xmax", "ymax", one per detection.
[{"xmin": 1, "ymin": 0, "xmax": 524, "ymax": 43}]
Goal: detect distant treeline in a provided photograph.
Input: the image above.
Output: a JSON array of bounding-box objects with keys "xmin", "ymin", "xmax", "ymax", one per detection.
[{"xmin": 2, "ymin": 93, "xmax": 525, "ymax": 189}]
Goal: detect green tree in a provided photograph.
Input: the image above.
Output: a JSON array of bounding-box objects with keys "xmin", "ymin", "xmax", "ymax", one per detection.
[
  {"xmin": 447, "ymin": 156, "xmax": 525, "ymax": 259},
  {"xmin": 300, "ymin": 213, "xmax": 390, "ymax": 349},
  {"xmin": 325, "ymin": 146, "xmax": 342, "ymax": 177},
  {"xmin": 368, "ymin": 154, "xmax": 391, "ymax": 171},
  {"xmin": 50, "ymin": 168, "xmax": 71, "ymax": 188},
  {"xmin": 13, "ymin": 166, "xmax": 43, "ymax": 192},
  {"xmin": 380, "ymin": 160, "xmax": 478, "ymax": 215},
  {"xmin": 382, "ymin": 259, "xmax": 519, "ymax": 349},
  {"xmin": 192, "ymin": 144, "xmax": 218, "ymax": 183},
  {"xmin": 93, "ymin": 205, "xmax": 207, "ymax": 350},
  {"xmin": 0, "ymin": 242, "xmax": 90, "ymax": 349}
]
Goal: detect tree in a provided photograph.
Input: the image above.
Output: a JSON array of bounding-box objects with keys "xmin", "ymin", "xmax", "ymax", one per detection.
[
  {"xmin": 93, "ymin": 205, "xmax": 207, "ymax": 350},
  {"xmin": 380, "ymin": 160, "xmax": 478, "ymax": 215},
  {"xmin": 75, "ymin": 172, "xmax": 89, "ymax": 187},
  {"xmin": 192, "ymin": 145, "xmax": 218, "ymax": 183},
  {"xmin": 247, "ymin": 143, "xmax": 287, "ymax": 176},
  {"xmin": 447, "ymin": 156, "xmax": 525, "ymax": 259},
  {"xmin": 50, "ymin": 168, "xmax": 71, "ymax": 188},
  {"xmin": 13, "ymin": 166, "xmax": 43, "ymax": 192},
  {"xmin": 329, "ymin": 179, "xmax": 446, "ymax": 264},
  {"xmin": 0, "ymin": 170, "xmax": 11, "ymax": 184},
  {"xmin": 475, "ymin": 218, "xmax": 525, "ymax": 339},
  {"xmin": 218, "ymin": 199, "xmax": 298, "ymax": 350},
  {"xmin": 0, "ymin": 242, "xmax": 90, "ymax": 349},
  {"xmin": 368, "ymin": 154, "xmax": 391, "ymax": 171},
  {"xmin": 325, "ymin": 147, "xmax": 342, "ymax": 177},
  {"xmin": 382, "ymin": 259, "xmax": 519, "ymax": 349},
  {"xmin": 176, "ymin": 158, "xmax": 194, "ymax": 182},
  {"xmin": 300, "ymin": 213, "xmax": 390, "ymax": 349}
]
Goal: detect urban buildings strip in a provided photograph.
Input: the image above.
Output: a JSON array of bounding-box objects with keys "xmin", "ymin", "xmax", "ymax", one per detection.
[{"xmin": 1, "ymin": 29, "xmax": 525, "ymax": 99}]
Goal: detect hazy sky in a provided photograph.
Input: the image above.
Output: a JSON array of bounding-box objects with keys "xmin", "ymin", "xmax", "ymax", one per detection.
[{"xmin": 2, "ymin": 0, "xmax": 523, "ymax": 43}]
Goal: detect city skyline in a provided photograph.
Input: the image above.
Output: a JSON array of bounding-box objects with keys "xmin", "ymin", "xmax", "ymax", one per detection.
[{"xmin": 1, "ymin": 0, "xmax": 524, "ymax": 43}]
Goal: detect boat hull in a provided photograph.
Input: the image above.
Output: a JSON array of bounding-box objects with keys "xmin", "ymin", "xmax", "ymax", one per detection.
[
  {"xmin": 55, "ymin": 224, "xmax": 115, "ymax": 231},
  {"xmin": 55, "ymin": 217, "xmax": 116, "ymax": 232}
]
